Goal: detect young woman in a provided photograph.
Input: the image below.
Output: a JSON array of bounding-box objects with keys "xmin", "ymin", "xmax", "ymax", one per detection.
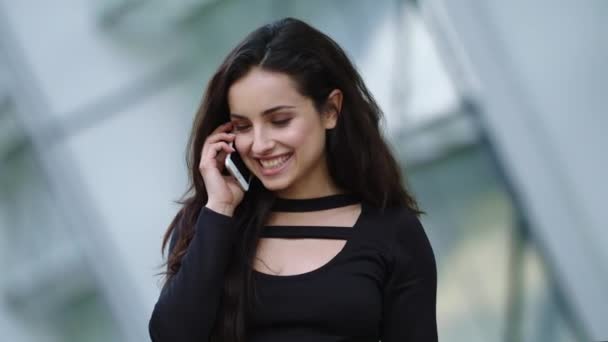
[{"xmin": 149, "ymin": 17, "xmax": 437, "ymax": 342}]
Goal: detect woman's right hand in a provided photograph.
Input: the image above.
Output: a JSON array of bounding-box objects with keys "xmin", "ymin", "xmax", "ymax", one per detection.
[{"xmin": 199, "ymin": 122, "xmax": 245, "ymax": 216}]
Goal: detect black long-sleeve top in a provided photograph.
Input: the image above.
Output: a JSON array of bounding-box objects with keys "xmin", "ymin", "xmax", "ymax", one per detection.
[{"xmin": 149, "ymin": 194, "xmax": 438, "ymax": 341}]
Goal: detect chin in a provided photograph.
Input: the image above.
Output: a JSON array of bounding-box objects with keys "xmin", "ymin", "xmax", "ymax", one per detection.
[
  {"xmin": 260, "ymin": 181, "xmax": 290, "ymax": 192},
  {"xmin": 258, "ymin": 176, "xmax": 293, "ymax": 192}
]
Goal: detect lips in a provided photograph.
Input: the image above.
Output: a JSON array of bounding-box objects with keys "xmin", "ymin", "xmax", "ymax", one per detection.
[
  {"xmin": 256, "ymin": 153, "xmax": 293, "ymax": 176},
  {"xmin": 258, "ymin": 154, "xmax": 292, "ymax": 169}
]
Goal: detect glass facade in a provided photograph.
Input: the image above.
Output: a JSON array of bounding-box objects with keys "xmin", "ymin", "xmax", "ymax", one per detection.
[
  {"xmin": 0, "ymin": 88, "xmax": 122, "ymax": 341},
  {"xmin": 0, "ymin": 0, "xmax": 603, "ymax": 340}
]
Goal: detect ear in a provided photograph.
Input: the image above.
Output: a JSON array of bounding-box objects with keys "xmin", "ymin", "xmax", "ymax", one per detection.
[{"xmin": 322, "ymin": 89, "xmax": 342, "ymax": 129}]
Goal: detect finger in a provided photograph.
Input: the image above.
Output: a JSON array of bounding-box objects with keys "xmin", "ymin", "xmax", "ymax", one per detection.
[
  {"xmin": 216, "ymin": 149, "xmax": 229, "ymax": 171},
  {"xmin": 204, "ymin": 141, "xmax": 235, "ymax": 162},
  {"xmin": 201, "ymin": 133, "xmax": 234, "ymax": 158},
  {"xmin": 211, "ymin": 121, "xmax": 234, "ymax": 135},
  {"xmin": 223, "ymin": 174, "xmax": 243, "ymax": 191},
  {"xmin": 206, "ymin": 132, "xmax": 236, "ymax": 145}
]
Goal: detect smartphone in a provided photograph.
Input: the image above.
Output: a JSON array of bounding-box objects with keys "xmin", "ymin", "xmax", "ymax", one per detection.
[{"xmin": 224, "ymin": 143, "xmax": 252, "ymax": 191}]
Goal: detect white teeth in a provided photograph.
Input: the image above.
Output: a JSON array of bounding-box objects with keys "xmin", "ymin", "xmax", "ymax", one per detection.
[{"xmin": 259, "ymin": 154, "xmax": 291, "ymax": 169}]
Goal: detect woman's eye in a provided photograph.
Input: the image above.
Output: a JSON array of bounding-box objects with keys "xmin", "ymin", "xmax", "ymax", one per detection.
[
  {"xmin": 272, "ymin": 118, "xmax": 292, "ymax": 126},
  {"xmin": 234, "ymin": 124, "xmax": 251, "ymax": 132}
]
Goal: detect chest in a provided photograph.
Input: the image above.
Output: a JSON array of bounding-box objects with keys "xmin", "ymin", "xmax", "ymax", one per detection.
[
  {"xmin": 248, "ymin": 249, "xmax": 387, "ymax": 337},
  {"xmin": 253, "ymin": 238, "xmax": 348, "ymax": 276}
]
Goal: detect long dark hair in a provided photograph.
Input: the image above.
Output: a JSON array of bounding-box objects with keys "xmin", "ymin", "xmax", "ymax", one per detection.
[{"xmin": 160, "ymin": 17, "xmax": 421, "ymax": 342}]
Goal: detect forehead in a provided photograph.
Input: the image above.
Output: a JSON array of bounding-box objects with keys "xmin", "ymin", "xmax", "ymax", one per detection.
[{"xmin": 227, "ymin": 68, "xmax": 306, "ymax": 116}]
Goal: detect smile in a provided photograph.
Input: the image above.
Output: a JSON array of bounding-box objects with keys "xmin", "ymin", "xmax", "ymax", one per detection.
[{"xmin": 257, "ymin": 153, "xmax": 293, "ymax": 176}]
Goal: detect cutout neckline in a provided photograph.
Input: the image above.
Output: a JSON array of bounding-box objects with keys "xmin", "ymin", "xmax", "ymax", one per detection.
[
  {"xmin": 271, "ymin": 193, "xmax": 360, "ymax": 212},
  {"xmin": 254, "ymin": 201, "xmax": 367, "ymax": 280}
]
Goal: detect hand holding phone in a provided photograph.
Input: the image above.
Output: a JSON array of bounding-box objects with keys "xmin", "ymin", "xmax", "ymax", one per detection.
[
  {"xmin": 224, "ymin": 142, "xmax": 252, "ymax": 192},
  {"xmin": 199, "ymin": 122, "xmax": 246, "ymax": 216}
]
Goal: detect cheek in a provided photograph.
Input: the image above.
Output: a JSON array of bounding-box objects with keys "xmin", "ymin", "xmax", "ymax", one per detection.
[
  {"xmin": 283, "ymin": 121, "xmax": 322, "ymax": 147},
  {"xmin": 234, "ymin": 135, "xmax": 250, "ymax": 154}
]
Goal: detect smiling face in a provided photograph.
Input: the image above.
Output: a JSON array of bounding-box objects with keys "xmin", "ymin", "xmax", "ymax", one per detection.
[{"xmin": 227, "ymin": 67, "xmax": 341, "ymax": 198}]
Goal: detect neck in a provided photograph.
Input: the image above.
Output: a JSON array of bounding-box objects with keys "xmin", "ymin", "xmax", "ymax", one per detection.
[{"xmin": 275, "ymin": 178, "xmax": 343, "ymax": 199}]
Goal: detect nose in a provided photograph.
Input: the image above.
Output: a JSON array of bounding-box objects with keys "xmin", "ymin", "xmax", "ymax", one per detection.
[{"xmin": 251, "ymin": 126, "xmax": 275, "ymax": 156}]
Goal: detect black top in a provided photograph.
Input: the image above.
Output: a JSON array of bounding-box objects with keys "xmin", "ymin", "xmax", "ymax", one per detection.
[{"xmin": 149, "ymin": 194, "xmax": 438, "ymax": 342}]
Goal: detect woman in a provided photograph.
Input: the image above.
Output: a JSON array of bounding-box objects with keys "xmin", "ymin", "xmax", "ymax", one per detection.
[{"xmin": 149, "ymin": 17, "xmax": 437, "ymax": 342}]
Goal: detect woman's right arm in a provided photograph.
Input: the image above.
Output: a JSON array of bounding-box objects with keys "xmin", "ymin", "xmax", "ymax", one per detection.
[
  {"xmin": 149, "ymin": 121, "xmax": 245, "ymax": 341},
  {"xmin": 148, "ymin": 206, "xmax": 237, "ymax": 341}
]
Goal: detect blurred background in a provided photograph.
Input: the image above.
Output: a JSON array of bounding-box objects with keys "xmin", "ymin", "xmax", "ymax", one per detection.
[{"xmin": 1, "ymin": 0, "xmax": 606, "ymax": 341}]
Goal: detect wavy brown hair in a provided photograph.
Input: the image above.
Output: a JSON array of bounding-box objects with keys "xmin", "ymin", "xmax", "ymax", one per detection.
[{"xmin": 159, "ymin": 17, "xmax": 421, "ymax": 342}]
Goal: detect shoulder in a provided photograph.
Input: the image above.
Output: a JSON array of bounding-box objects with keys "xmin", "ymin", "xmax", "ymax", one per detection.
[
  {"xmin": 360, "ymin": 205, "xmax": 426, "ymax": 248},
  {"xmin": 359, "ymin": 204, "xmax": 436, "ymax": 284},
  {"xmin": 373, "ymin": 205, "xmax": 435, "ymax": 268},
  {"xmin": 365, "ymin": 205, "xmax": 423, "ymax": 238},
  {"xmin": 386, "ymin": 207, "xmax": 427, "ymax": 245}
]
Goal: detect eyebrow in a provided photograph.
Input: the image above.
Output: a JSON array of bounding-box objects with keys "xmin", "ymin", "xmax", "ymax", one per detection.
[{"xmin": 230, "ymin": 105, "xmax": 296, "ymax": 119}]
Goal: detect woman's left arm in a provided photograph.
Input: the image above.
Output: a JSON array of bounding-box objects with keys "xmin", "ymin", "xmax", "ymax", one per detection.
[{"xmin": 380, "ymin": 210, "xmax": 438, "ymax": 341}]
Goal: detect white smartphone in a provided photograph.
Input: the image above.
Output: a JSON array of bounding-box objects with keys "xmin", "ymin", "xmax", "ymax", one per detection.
[{"xmin": 224, "ymin": 143, "xmax": 252, "ymax": 191}]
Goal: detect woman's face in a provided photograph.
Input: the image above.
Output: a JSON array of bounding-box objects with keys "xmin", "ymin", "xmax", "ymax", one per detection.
[{"xmin": 227, "ymin": 67, "xmax": 340, "ymax": 198}]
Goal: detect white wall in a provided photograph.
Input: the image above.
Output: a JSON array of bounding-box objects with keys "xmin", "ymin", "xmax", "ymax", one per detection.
[
  {"xmin": 0, "ymin": 1, "xmax": 195, "ymax": 340},
  {"xmin": 422, "ymin": 0, "xmax": 608, "ymax": 339}
]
